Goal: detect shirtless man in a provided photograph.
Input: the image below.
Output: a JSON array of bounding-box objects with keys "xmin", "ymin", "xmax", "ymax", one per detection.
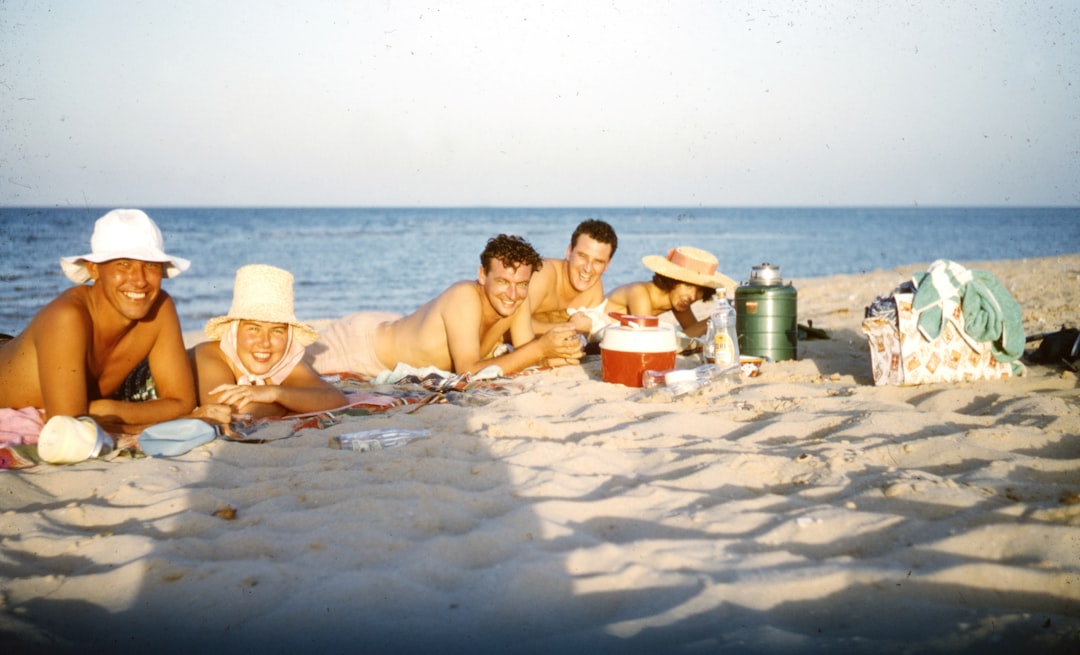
[
  {"xmin": 527, "ymin": 219, "xmax": 618, "ymax": 338},
  {"xmin": 606, "ymin": 246, "xmax": 738, "ymax": 338},
  {"xmin": 308, "ymin": 234, "xmax": 584, "ymax": 377},
  {"xmin": 0, "ymin": 209, "xmax": 197, "ymax": 434}
]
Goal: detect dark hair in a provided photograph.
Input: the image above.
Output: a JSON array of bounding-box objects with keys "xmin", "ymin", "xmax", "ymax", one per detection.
[
  {"xmin": 652, "ymin": 273, "xmax": 716, "ymax": 302},
  {"xmin": 570, "ymin": 220, "xmax": 618, "ymax": 256},
  {"xmin": 480, "ymin": 234, "xmax": 543, "ymax": 274}
]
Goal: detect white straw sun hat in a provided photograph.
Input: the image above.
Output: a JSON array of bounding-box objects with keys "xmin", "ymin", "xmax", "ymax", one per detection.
[
  {"xmin": 642, "ymin": 246, "xmax": 737, "ymax": 291},
  {"xmin": 204, "ymin": 264, "xmax": 320, "ymax": 346},
  {"xmin": 60, "ymin": 209, "xmax": 191, "ymax": 284}
]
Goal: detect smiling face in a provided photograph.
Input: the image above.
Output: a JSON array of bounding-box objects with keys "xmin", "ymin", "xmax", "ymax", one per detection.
[
  {"xmin": 564, "ymin": 234, "xmax": 613, "ymax": 294},
  {"xmin": 478, "ymin": 258, "xmax": 533, "ymax": 317},
  {"xmin": 86, "ymin": 259, "xmax": 164, "ymax": 321},
  {"xmin": 669, "ymin": 282, "xmax": 705, "ymax": 313},
  {"xmin": 235, "ymin": 320, "xmax": 290, "ymax": 375}
]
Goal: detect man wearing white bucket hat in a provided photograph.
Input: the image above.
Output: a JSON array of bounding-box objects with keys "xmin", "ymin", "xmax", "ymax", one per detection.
[
  {"xmin": 189, "ymin": 264, "xmax": 346, "ymax": 420},
  {"xmin": 0, "ymin": 209, "xmax": 197, "ymax": 435},
  {"xmin": 604, "ymin": 246, "xmax": 738, "ymax": 338}
]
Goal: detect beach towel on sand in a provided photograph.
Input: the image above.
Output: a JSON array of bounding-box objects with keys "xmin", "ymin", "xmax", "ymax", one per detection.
[
  {"xmin": 911, "ymin": 259, "xmax": 1025, "ymax": 363},
  {"xmin": 0, "ymin": 407, "xmax": 45, "ymax": 447}
]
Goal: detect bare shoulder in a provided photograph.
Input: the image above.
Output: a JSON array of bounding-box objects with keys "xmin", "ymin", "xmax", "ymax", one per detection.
[
  {"xmin": 35, "ymin": 289, "xmax": 92, "ymax": 332},
  {"xmin": 435, "ymin": 280, "xmax": 481, "ymax": 307},
  {"xmin": 533, "ymin": 258, "xmax": 561, "ymax": 283},
  {"xmin": 191, "ymin": 340, "xmax": 221, "ymax": 358}
]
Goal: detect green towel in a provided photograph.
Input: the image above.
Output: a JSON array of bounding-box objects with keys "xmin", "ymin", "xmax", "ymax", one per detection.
[{"xmin": 912, "ymin": 260, "xmax": 1025, "ymax": 363}]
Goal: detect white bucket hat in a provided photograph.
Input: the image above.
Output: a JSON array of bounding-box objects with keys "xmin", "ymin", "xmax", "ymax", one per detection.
[
  {"xmin": 60, "ymin": 209, "xmax": 191, "ymax": 284},
  {"xmin": 204, "ymin": 264, "xmax": 320, "ymax": 346},
  {"xmin": 37, "ymin": 415, "xmax": 114, "ymax": 464},
  {"xmin": 642, "ymin": 246, "xmax": 737, "ymax": 291}
]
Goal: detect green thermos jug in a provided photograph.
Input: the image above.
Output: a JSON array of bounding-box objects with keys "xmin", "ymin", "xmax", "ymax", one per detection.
[{"xmin": 735, "ymin": 263, "xmax": 798, "ymax": 361}]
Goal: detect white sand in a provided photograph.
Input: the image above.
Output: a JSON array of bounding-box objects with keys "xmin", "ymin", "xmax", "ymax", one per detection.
[{"xmin": 3, "ymin": 255, "xmax": 1079, "ymax": 654}]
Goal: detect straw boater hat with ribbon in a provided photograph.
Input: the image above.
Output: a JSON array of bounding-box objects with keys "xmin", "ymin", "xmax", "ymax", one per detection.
[
  {"xmin": 60, "ymin": 209, "xmax": 191, "ymax": 284},
  {"xmin": 205, "ymin": 264, "xmax": 320, "ymax": 346},
  {"xmin": 642, "ymin": 246, "xmax": 738, "ymax": 291}
]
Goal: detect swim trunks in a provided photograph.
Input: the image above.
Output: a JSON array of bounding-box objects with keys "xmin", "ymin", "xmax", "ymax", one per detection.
[
  {"xmin": 304, "ymin": 312, "xmax": 401, "ymax": 378},
  {"xmin": 109, "ymin": 359, "xmax": 158, "ymax": 402}
]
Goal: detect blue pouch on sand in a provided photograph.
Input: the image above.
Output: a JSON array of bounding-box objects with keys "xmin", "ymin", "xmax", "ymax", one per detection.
[{"xmin": 140, "ymin": 419, "xmax": 216, "ymax": 457}]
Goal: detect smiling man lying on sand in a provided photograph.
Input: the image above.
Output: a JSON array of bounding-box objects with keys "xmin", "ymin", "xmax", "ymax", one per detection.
[
  {"xmin": 306, "ymin": 234, "xmax": 585, "ymax": 378},
  {"xmin": 0, "ymin": 209, "xmax": 196, "ymax": 435},
  {"xmin": 526, "ymin": 219, "xmax": 618, "ymax": 338}
]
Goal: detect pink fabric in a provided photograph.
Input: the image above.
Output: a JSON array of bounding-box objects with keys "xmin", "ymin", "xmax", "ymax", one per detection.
[
  {"xmin": 218, "ymin": 321, "xmax": 307, "ymax": 386},
  {"xmin": 305, "ymin": 312, "xmax": 401, "ymax": 378},
  {"xmin": 0, "ymin": 407, "xmax": 46, "ymax": 447},
  {"xmin": 667, "ymin": 248, "xmax": 717, "ymax": 275}
]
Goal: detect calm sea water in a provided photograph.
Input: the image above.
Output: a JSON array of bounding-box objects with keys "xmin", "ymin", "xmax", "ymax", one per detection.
[{"xmin": 1, "ymin": 206, "xmax": 1078, "ymax": 335}]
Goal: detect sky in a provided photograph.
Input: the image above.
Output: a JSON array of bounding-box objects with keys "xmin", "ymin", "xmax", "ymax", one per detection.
[{"xmin": 1, "ymin": 1, "xmax": 1078, "ymax": 208}]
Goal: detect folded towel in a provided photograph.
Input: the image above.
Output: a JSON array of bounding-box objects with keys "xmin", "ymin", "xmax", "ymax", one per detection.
[
  {"xmin": 566, "ymin": 300, "xmax": 615, "ymax": 342},
  {"xmin": 912, "ymin": 259, "xmax": 1025, "ymax": 363}
]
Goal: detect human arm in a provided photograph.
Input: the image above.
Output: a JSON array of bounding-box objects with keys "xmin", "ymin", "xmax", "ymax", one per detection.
[
  {"xmin": 207, "ymin": 362, "xmax": 346, "ymax": 417},
  {"xmin": 88, "ymin": 297, "xmax": 197, "ymax": 431},
  {"xmin": 34, "ymin": 300, "xmax": 95, "ymax": 420},
  {"xmin": 442, "ymin": 287, "xmax": 582, "ymax": 376},
  {"xmin": 672, "ymin": 308, "xmax": 708, "ymax": 338}
]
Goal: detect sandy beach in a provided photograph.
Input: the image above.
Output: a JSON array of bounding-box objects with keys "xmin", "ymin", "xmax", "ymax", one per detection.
[{"xmin": 2, "ymin": 254, "xmax": 1078, "ymax": 654}]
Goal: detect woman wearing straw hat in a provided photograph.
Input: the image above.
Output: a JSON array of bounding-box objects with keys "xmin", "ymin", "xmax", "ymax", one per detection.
[
  {"xmin": 190, "ymin": 265, "xmax": 346, "ymax": 422},
  {"xmin": 603, "ymin": 246, "xmax": 738, "ymax": 338}
]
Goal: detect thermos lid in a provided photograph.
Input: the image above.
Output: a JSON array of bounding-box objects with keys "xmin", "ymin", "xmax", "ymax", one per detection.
[{"xmin": 749, "ymin": 263, "xmax": 783, "ymax": 285}]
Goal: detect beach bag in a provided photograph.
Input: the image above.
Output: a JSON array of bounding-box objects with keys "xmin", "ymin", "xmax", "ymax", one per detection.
[
  {"xmin": 862, "ymin": 291, "xmax": 1024, "ymax": 386},
  {"xmin": 139, "ymin": 419, "xmax": 216, "ymax": 457}
]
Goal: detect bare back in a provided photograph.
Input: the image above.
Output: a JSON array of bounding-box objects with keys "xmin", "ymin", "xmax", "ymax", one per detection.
[
  {"xmin": 377, "ymin": 280, "xmax": 519, "ymax": 374},
  {"xmin": 605, "ymin": 281, "xmax": 670, "ymax": 318}
]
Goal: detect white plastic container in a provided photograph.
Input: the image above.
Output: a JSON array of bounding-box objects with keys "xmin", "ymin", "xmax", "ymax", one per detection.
[{"xmin": 600, "ymin": 323, "xmax": 677, "ymax": 387}]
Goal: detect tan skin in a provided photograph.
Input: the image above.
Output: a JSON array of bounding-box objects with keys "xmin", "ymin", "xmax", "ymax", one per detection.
[
  {"xmin": 605, "ymin": 280, "xmax": 712, "ymax": 338},
  {"xmin": 0, "ymin": 259, "xmax": 196, "ymax": 439},
  {"xmin": 528, "ymin": 234, "xmax": 614, "ymax": 336},
  {"xmin": 189, "ymin": 320, "xmax": 346, "ymax": 423},
  {"xmin": 374, "ymin": 258, "xmax": 584, "ymax": 376}
]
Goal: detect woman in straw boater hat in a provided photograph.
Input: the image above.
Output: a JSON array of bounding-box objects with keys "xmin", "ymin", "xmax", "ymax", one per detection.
[
  {"xmin": 189, "ymin": 264, "xmax": 345, "ymax": 423},
  {"xmin": 603, "ymin": 246, "xmax": 738, "ymax": 338}
]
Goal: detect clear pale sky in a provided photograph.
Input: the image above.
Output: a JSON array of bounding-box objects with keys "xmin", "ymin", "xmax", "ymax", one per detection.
[{"xmin": 2, "ymin": 1, "xmax": 1077, "ymax": 207}]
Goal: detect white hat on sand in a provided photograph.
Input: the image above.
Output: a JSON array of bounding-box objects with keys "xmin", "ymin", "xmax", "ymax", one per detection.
[
  {"xmin": 204, "ymin": 264, "xmax": 320, "ymax": 346},
  {"xmin": 60, "ymin": 209, "xmax": 191, "ymax": 284},
  {"xmin": 642, "ymin": 246, "xmax": 737, "ymax": 291},
  {"xmin": 38, "ymin": 415, "xmax": 114, "ymax": 464}
]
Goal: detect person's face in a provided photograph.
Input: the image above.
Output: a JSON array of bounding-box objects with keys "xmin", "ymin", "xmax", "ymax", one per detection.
[
  {"xmin": 669, "ymin": 282, "xmax": 704, "ymax": 312},
  {"xmin": 564, "ymin": 234, "xmax": 613, "ymax": 294},
  {"xmin": 87, "ymin": 259, "xmax": 164, "ymax": 321},
  {"xmin": 235, "ymin": 320, "xmax": 289, "ymax": 374},
  {"xmin": 478, "ymin": 259, "xmax": 533, "ymax": 317}
]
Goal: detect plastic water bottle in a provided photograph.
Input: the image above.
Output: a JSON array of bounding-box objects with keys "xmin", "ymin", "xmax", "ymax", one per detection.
[
  {"xmin": 703, "ymin": 292, "xmax": 740, "ymax": 366},
  {"xmin": 641, "ymin": 363, "xmax": 741, "ymax": 401},
  {"xmin": 329, "ymin": 428, "xmax": 431, "ymax": 452}
]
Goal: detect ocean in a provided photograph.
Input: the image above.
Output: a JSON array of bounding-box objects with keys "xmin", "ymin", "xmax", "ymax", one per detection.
[{"xmin": 1, "ymin": 206, "xmax": 1078, "ymax": 336}]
